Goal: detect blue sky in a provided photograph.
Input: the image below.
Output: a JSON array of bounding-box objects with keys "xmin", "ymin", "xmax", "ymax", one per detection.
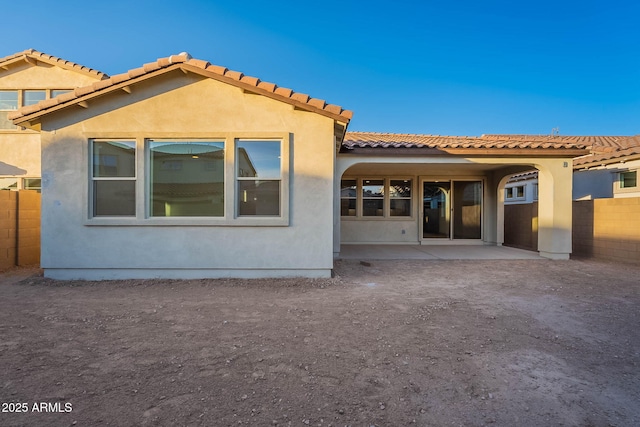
[{"xmin": 5, "ymin": 0, "xmax": 639, "ymax": 136}]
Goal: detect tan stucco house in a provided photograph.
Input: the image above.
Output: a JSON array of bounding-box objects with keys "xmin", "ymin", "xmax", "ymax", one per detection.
[
  {"xmin": 0, "ymin": 49, "xmax": 107, "ymax": 191},
  {"xmin": 9, "ymin": 52, "xmax": 591, "ymax": 279}
]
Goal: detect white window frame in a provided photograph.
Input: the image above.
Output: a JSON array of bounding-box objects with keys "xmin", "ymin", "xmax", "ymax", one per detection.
[
  {"xmin": 85, "ymin": 132, "xmax": 290, "ymax": 226},
  {"xmin": 89, "ymin": 139, "xmax": 137, "ymax": 218},
  {"xmin": 614, "ymin": 169, "xmax": 638, "ymax": 196},
  {"xmin": 148, "ymin": 139, "xmax": 226, "ymax": 218},
  {"xmin": 0, "ymin": 90, "xmax": 19, "ymax": 130},
  {"xmin": 340, "ymin": 177, "xmax": 414, "ymax": 220},
  {"xmin": 0, "ymin": 89, "xmax": 73, "ymax": 132},
  {"xmin": 235, "ymin": 139, "xmax": 284, "ymax": 218},
  {"xmin": 0, "ymin": 176, "xmax": 41, "ymax": 191},
  {"xmin": 505, "ymin": 184, "xmax": 526, "ymax": 201}
]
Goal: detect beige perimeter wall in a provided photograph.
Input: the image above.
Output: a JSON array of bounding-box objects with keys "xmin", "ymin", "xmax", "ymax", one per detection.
[
  {"xmin": 573, "ymin": 198, "xmax": 640, "ymax": 263},
  {"xmin": 0, "ymin": 190, "xmax": 40, "ymax": 269}
]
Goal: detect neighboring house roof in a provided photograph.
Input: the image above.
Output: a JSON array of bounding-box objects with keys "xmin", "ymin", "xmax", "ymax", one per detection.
[
  {"xmin": 478, "ymin": 134, "xmax": 640, "ymax": 152},
  {"xmin": 574, "ymin": 145, "xmax": 640, "ymax": 168},
  {"xmin": 506, "ymin": 170, "xmax": 539, "ymax": 182},
  {"xmin": 342, "ymin": 132, "xmax": 590, "ymax": 155},
  {"xmin": 0, "ymin": 48, "xmax": 108, "ymax": 80},
  {"xmin": 9, "ymin": 52, "xmax": 352, "ymax": 126},
  {"xmin": 498, "ymin": 135, "xmax": 640, "ymax": 178}
]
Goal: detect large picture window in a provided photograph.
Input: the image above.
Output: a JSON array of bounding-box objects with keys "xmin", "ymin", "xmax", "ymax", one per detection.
[
  {"xmin": 91, "ymin": 140, "xmax": 136, "ymax": 216},
  {"xmin": 236, "ymin": 140, "xmax": 281, "ymax": 216},
  {"xmin": 149, "ymin": 140, "xmax": 225, "ymax": 217},
  {"xmin": 87, "ymin": 135, "xmax": 287, "ymax": 224}
]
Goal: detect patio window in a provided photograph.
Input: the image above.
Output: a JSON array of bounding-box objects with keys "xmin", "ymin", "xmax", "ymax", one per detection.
[
  {"xmin": 390, "ymin": 179, "xmax": 412, "ymax": 216},
  {"xmin": 362, "ymin": 179, "xmax": 384, "ymax": 216},
  {"xmin": 341, "ymin": 178, "xmax": 412, "ymax": 218},
  {"xmin": 91, "ymin": 140, "xmax": 136, "ymax": 216},
  {"xmin": 340, "ymin": 179, "xmax": 357, "ymax": 216}
]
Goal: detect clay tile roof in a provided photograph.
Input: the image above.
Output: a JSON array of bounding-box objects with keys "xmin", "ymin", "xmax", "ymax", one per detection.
[
  {"xmin": 274, "ymin": 87, "xmax": 293, "ymax": 97},
  {"xmin": 308, "ymin": 98, "xmax": 326, "ymax": 109},
  {"xmin": 342, "ymin": 132, "xmax": 591, "ymax": 151},
  {"xmin": 257, "ymin": 81, "xmax": 276, "ymax": 92},
  {"xmin": 573, "ymin": 136, "xmax": 640, "ymax": 167},
  {"xmin": 240, "ymin": 75, "xmax": 260, "ymax": 86},
  {"xmin": 290, "ymin": 92, "xmax": 310, "ymax": 103},
  {"xmin": 10, "ymin": 52, "xmax": 352, "ymax": 124},
  {"xmin": 142, "ymin": 61, "xmax": 162, "ymax": 73},
  {"xmin": 206, "ymin": 64, "xmax": 227, "ymax": 75},
  {"xmin": 0, "ymin": 48, "xmax": 107, "ymax": 79},
  {"xmin": 225, "ymin": 70, "xmax": 244, "ymax": 80}
]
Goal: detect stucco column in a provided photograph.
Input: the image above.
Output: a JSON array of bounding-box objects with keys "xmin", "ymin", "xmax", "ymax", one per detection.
[
  {"xmin": 484, "ymin": 173, "xmax": 500, "ymax": 245},
  {"xmin": 333, "ymin": 156, "xmax": 341, "ymax": 257},
  {"xmin": 536, "ymin": 160, "xmax": 573, "ymax": 260}
]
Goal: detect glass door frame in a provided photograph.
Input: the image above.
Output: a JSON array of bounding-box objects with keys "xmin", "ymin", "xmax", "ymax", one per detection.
[{"xmin": 419, "ymin": 177, "xmax": 485, "ymax": 242}]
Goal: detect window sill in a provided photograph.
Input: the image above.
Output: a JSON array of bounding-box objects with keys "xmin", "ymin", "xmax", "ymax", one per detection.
[
  {"xmin": 340, "ymin": 216, "xmax": 415, "ymax": 221},
  {"xmin": 85, "ymin": 217, "xmax": 289, "ymax": 227}
]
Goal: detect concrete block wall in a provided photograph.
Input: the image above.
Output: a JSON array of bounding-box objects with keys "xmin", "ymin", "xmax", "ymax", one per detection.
[
  {"xmin": 17, "ymin": 191, "xmax": 41, "ymax": 266},
  {"xmin": 0, "ymin": 191, "xmax": 18, "ymax": 270},
  {"xmin": 0, "ymin": 190, "xmax": 40, "ymax": 270},
  {"xmin": 573, "ymin": 198, "xmax": 640, "ymax": 263}
]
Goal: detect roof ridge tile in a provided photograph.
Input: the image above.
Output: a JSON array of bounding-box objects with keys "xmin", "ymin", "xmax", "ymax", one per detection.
[
  {"xmin": 205, "ymin": 64, "xmax": 227, "ymax": 75},
  {"xmin": 225, "ymin": 70, "xmax": 243, "ymax": 80},
  {"xmin": 240, "ymin": 75, "xmax": 260, "ymax": 86}
]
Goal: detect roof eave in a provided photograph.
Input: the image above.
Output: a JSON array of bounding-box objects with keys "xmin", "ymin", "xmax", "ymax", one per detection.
[
  {"xmin": 340, "ymin": 146, "xmax": 590, "ymax": 157},
  {"xmin": 574, "ymin": 153, "xmax": 640, "ymax": 170},
  {"xmin": 179, "ymin": 63, "xmax": 352, "ymax": 123},
  {"xmin": 12, "ymin": 61, "xmax": 352, "ymax": 127},
  {"xmin": 12, "ymin": 64, "xmax": 184, "ymax": 127},
  {"xmin": 0, "ymin": 51, "xmax": 107, "ymax": 80}
]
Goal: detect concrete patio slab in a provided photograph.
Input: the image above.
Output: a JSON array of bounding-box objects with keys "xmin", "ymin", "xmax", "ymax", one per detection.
[{"xmin": 338, "ymin": 244, "xmax": 542, "ymax": 260}]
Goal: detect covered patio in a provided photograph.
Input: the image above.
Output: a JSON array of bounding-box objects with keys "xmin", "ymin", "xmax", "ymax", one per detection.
[
  {"xmin": 338, "ymin": 244, "xmax": 543, "ymax": 260},
  {"xmin": 334, "ymin": 132, "xmax": 591, "ymax": 261}
]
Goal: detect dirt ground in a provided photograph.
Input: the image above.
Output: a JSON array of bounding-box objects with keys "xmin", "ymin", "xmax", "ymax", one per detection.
[{"xmin": 0, "ymin": 259, "xmax": 639, "ymax": 427}]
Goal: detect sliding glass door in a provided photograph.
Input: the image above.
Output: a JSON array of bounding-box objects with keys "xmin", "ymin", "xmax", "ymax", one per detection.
[
  {"xmin": 423, "ymin": 182, "xmax": 450, "ymax": 238},
  {"xmin": 452, "ymin": 181, "xmax": 482, "ymax": 239},
  {"xmin": 422, "ymin": 180, "xmax": 482, "ymax": 240}
]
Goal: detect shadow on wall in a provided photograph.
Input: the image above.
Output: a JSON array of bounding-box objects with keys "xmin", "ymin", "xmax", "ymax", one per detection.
[{"xmin": 0, "ymin": 161, "xmax": 27, "ymax": 176}]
